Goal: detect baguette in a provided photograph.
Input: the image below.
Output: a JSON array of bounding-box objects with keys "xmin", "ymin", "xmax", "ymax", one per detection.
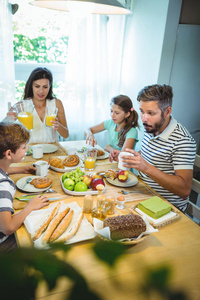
[
  {"xmin": 32, "ymin": 202, "xmax": 61, "ymax": 241},
  {"xmin": 42, "ymin": 207, "xmax": 70, "ymax": 244},
  {"xmin": 56, "ymin": 210, "xmax": 84, "ymax": 243},
  {"xmin": 49, "ymin": 209, "xmax": 74, "ymax": 243}
]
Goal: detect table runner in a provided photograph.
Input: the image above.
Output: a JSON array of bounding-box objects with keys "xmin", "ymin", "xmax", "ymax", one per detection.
[
  {"xmin": 23, "ymin": 143, "xmax": 68, "ymax": 162},
  {"xmin": 12, "ymin": 168, "xmax": 72, "ymax": 210}
]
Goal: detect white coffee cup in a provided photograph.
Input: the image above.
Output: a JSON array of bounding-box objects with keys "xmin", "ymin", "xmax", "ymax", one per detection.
[
  {"xmin": 33, "ymin": 160, "xmax": 49, "ymax": 177},
  {"xmin": 32, "ymin": 144, "xmax": 43, "ymax": 159},
  {"xmin": 118, "ymin": 151, "xmax": 134, "ymax": 170}
]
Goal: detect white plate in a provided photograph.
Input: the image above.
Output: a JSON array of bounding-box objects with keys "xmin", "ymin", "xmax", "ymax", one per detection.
[
  {"xmin": 106, "ymin": 173, "xmax": 138, "ymax": 187},
  {"xmin": 49, "ymin": 156, "xmax": 82, "ymax": 173},
  {"xmin": 61, "ymin": 178, "xmax": 106, "ymax": 196},
  {"xmin": 16, "ymin": 176, "xmax": 52, "ymax": 193},
  {"xmin": 30, "ymin": 144, "xmax": 58, "ymax": 154},
  {"xmin": 95, "ymin": 146, "xmax": 109, "ymax": 160}
]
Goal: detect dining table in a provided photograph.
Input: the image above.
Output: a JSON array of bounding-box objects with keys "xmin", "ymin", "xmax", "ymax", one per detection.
[{"xmin": 10, "ymin": 140, "xmax": 200, "ymax": 300}]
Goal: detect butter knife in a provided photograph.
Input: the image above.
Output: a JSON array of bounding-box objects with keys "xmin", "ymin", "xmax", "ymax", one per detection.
[{"xmin": 19, "ymin": 197, "xmax": 60, "ymax": 201}]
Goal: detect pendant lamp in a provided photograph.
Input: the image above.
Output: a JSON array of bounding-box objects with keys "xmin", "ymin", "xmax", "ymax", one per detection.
[{"xmin": 30, "ymin": 0, "xmax": 132, "ymax": 15}]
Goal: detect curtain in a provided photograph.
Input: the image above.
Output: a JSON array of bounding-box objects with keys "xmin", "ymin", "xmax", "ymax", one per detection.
[
  {"xmin": 0, "ymin": 0, "xmax": 15, "ymax": 121},
  {"xmin": 64, "ymin": 14, "xmax": 126, "ymax": 147}
]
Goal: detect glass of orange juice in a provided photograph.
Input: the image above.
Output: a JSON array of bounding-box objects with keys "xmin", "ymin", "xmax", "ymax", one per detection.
[
  {"xmin": 15, "ymin": 101, "xmax": 34, "ymax": 130},
  {"xmin": 45, "ymin": 107, "xmax": 58, "ymax": 127},
  {"xmin": 84, "ymin": 148, "xmax": 97, "ymax": 171}
]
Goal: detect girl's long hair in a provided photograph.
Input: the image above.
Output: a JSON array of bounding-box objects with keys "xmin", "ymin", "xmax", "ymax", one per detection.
[
  {"xmin": 111, "ymin": 95, "xmax": 139, "ymax": 148},
  {"xmin": 23, "ymin": 67, "xmax": 55, "ymax": 100}
]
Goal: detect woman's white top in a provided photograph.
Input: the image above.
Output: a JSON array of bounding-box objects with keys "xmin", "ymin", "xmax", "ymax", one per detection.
[{"xmin": 25, "ymin": 98, "xmax": 59, "ymax": 143}]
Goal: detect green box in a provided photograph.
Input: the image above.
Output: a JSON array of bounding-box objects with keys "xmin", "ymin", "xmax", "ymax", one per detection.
[{"xmin": 137, "ymin": 196, "xmax": 172, "ymax": 219}]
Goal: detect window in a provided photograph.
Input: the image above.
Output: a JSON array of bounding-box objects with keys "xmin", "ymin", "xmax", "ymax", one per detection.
[{"xmin": 12, "ymin": 0, "xmax": 70, "ymax": 101}]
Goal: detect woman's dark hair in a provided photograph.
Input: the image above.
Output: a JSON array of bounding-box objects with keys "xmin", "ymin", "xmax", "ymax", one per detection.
[
  {"xmin": 23, "ymin": 67, "xmax": 55, "ymax": 100},
  {"xmin": 110, "ymin": 95, "xmax": 139, "ymax": 148}
]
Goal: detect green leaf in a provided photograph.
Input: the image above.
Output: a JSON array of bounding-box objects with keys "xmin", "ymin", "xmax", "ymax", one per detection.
[{"xmin": 92, "ymin": 240, "xmax": 126, "ymax": 267}]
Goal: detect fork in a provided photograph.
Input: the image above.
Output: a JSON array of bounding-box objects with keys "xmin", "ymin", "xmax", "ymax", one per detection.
[
  {"xmin": 21, "ymin": 177, "xmax": 32, "ymax": 189},
  {"xmin": 120, "ymin": 190, "xmax": 142, "ymax": 195}
]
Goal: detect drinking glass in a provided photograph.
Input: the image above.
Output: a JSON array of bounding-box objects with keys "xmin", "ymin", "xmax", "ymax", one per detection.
[
  {"xmin": 45, "ymin": 107, "xmax": 58, "ymax": 127},
  {"xmin": 84, "ymin": 148, "xmax": 97, "ymax": 171}
]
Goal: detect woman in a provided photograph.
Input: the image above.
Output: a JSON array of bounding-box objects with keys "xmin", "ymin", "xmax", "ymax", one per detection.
[
  {"xmin": 85, "ymin": 95, "xmax": 139, "ymax": 162},
  {"xmin": 7, "ymin": 67, "xmax": 69, "ymax": 143}
]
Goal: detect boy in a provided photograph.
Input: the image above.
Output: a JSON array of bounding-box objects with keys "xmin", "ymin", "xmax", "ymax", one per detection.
[{"xmin": 0, "ymin": 122, "xmax": 49, "ymax": 253}]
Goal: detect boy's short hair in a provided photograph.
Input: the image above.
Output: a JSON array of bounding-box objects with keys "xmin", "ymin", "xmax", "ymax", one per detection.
[{"xmin": 0, "ymin": 122, "xmax": 30, "ymax": 159}]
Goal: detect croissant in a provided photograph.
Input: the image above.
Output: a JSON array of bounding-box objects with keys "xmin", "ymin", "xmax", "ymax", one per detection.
[
  {"xmin": 50, "ymin": 157, "xmax": 65, "ymax": 169},
  {"xmin": 96, "ymin": 149, "xmax": 105, "ymax": 156},
  {"xmin": 105, "ymin": 169, "xmax": 117, "ymax": 180}
]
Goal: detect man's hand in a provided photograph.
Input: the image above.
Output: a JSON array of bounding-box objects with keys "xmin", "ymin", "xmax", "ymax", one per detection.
[
  {"xmin": 122, "ymin": 149, "xmax": 149, "ymax": 173},
  {"xmin": 109, "ymin": 149, "xmax": 120, "ymax": 162}
]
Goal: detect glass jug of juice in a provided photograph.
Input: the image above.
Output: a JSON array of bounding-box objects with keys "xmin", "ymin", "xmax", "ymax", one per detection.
[{"xmin": 15, "ymin": 101, "xmax": 34, "ymax": 130}]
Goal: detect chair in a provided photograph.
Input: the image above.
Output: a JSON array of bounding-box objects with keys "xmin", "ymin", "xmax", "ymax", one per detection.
[{"xmin": 186, "ymin": 154, "xmax": 200, "ymax": 225}]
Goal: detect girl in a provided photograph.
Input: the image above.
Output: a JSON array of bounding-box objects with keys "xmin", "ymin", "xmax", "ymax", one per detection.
[
  {"xmin": 6, "ymin": 67, "xmax": 69, "ymax": 143},
  {"xmin": 85, "ymin": 95, "xmax": 139, "ymax": 162}
]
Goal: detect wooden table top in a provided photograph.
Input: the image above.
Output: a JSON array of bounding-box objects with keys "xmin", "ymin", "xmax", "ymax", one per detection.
[{"xmin": 11, "ymin": 141, "xmax": 200, "ymax": 300}]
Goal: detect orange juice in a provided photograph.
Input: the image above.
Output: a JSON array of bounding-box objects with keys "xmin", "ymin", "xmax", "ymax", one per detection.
[
  {"xmin": 46, "ymin": 114, "xmax": 56, "ymax": 127},
  {"xmin": 18, "ymin": 111, "xmax": 33, "ymax": 130},
  {"xmin": 85, "ymin": 158, "xmax": 96, "ymax": 170}
]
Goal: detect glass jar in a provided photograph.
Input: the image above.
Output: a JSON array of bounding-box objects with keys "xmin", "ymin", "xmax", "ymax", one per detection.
[
  {"xmin": 106, "ymin": 196, "xmax": 115, "ymax": 215},
  {"xmin": 83, "ymin": 194, "xmax": 93, "ymax": 214}
]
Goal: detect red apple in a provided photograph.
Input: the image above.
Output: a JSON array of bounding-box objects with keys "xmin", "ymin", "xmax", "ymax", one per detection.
[
  {"xmin": 117, "ymin": 170, "xmax": 129, "ymax": 182},
  {"xmin": 91, "ymin": 178, "xmax": 105, "ymax": 191},
  {"xmin": 91, "ymin": 173, "xmax": 103, "ymax": 180},
  {"xmin": 82, "ymin": 175, "xmax": 92, "ymax": 187}
]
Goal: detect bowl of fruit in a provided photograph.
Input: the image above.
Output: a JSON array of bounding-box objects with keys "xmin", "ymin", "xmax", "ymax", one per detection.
[{"xmin": 61, "ymin": 167, "xmax": 106, "ymax": 195}]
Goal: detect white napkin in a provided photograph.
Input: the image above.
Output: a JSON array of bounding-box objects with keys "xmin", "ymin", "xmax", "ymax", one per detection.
[
  {"xmin": 93, "ymin": 216, "xmax": 158, "ymax": 242},
  {"xmin": 24, "ymin": 201, "xmax": 96, "ymax": 248},
  {"xmin": 135, "ymin": 208, "xmax": 177, "ymax": 225}
]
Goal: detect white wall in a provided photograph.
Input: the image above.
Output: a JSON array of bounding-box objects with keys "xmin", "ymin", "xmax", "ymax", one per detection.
[
  {"xmin": 120, "ymin": 0, "xmax": 200, "ymax": 152},
  {"xmin": 120, "ymin": 0, "xmax": 172, "ymax": 150},
  {"xmin": 168, "ymin": 24, "xmax": 200, "ymax": 149}
]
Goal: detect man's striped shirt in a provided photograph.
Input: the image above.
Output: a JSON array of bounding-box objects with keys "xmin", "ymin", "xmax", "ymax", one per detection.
[
  {"xmin": 0, "ymin": 169, "xmax": 15, "ymax": 243},
  {"xmin": 138, "ymin": 116, "xmax": 196, "ymax": 211}
]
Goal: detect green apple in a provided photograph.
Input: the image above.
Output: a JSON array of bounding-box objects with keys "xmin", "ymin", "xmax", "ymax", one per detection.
[
  {"xmin": 63, "ymin": 178, "xmax": 75, "ymax": 191},
  {"xmin": 74, "ymin": 182, "xmax": 88, "ymax": 192},
  {"xmin": 62, "ymin": 172, "xmax": 69, "ymax": 182}
]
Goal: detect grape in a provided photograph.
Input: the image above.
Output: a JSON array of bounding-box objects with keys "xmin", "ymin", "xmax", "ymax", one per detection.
[{"xmin": 63, "ymin": 167, "xmax": 85, "ymax": 183}]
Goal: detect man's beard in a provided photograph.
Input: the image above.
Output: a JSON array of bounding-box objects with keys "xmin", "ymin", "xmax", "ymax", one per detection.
[{"xmin": 143, "ymin": 114, "xmax": 165, "ymax": 134}]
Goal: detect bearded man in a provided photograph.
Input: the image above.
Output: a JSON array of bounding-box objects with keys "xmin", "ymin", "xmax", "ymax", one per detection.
[{"xmin": 122, "ymin": 84, "xmax": 196, "ymax": 212}]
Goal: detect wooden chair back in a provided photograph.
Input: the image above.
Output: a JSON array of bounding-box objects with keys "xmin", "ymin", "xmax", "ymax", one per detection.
[{"xmin": 186, "ymin": 154, "xmax": 200, "ymax": 225}]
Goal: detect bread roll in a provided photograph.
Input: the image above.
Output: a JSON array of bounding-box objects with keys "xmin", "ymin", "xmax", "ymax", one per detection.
[
  {"xmin": 32, "ymin": 202, "xmax": 61, "ymax": 241},
  {"xmin": 42, "ymin": 207, "xmax": 70, "ymax": 244},
  {"xmin": 49, "ymin": 209, "xmax": 74, "ymax": 243},
  {"xmin": 56, "ymin": 210, "xmax": 84, "ymax": 243}
]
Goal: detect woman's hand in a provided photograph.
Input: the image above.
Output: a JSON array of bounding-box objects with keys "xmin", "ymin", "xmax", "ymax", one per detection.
[
  {"xmin": 52, "ymin": 117, "xmax": 60, "ymax": 130},
  {"xmin": 7, "ymin": 110, "xmax": 18, "ymax": 121}
]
